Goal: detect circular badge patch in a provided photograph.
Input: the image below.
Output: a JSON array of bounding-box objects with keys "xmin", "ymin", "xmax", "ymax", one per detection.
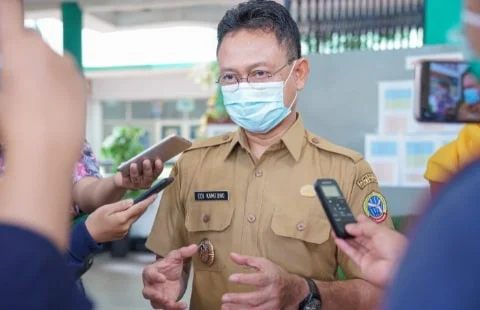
[
  {"xmin": 198, "ymin": 239, "xmax": 215, "ymax": 266},
  {"xmin": 363, "ymin": 192, "xmax": 388, "ymax": 223}
]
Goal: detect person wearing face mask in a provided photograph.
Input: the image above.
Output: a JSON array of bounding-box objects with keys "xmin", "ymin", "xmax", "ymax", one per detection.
[
  {"xmin": 142, "ymin": 1, "xmax": 393, "ymax": 310},
  {"xmin": 458, "ymin": 71, "xmax": 480, "ymax": 120}
]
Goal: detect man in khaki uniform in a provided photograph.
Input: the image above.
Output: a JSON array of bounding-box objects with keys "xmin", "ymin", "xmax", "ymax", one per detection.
[{"xmin": 142, "ymin": 1, "xmax": 392, "ymax": 309}]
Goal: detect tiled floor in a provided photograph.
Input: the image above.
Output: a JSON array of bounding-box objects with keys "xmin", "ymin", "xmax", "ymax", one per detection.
[{"xmin": 83, "ymin": 253, "xmax": 193, "ymax": 310}]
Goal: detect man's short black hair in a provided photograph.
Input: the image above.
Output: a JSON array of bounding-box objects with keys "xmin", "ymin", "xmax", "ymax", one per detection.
[{"xmin": 217, "ymin": 0, "xmax": 301, "ymax": 60}]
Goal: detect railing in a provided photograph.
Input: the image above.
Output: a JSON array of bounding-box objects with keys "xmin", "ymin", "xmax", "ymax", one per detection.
[{"xmin": 287, "ymin": 0, "xmax": 424, "ymax": 54}]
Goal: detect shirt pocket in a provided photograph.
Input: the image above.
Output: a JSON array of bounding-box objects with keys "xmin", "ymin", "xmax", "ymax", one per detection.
[
  {"xmin": 185, "ymin": 204, "xmax": 235, "ymax": 271},
  {"xmin": 264, "ymin": 205, "xmax": 337, "ymax": 280}
]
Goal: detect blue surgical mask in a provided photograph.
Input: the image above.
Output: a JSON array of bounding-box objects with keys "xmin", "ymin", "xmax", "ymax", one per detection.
[
  {"xmin": 222, "ymin": 63, "xmax": 297, "ymax": 134},
  {"xmin": 464, "ymin": 88, "xmax": 480, "ymax": 105}
]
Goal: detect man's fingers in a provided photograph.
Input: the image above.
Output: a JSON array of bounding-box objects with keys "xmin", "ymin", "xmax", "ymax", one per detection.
[
  {"xmin": 105, "ymin": 199, "xmax": 134, "ymax": 214},
  {"xmin": 230, "ymin": 253, "xmax": 264, "ymax": 271},
  {"xmin": 154, "ymin": 159, "xmax": 164, "ymax": 176},
  {"xmin": 228, "ymin": 273, "xmax": 269, "ymax": 287},
  {"xmin": 222, "ymin": 290, "xmax": 269, "ymax": 307},
  {"xmin": 0, "ymin": 0, "xmax": 25, "ymax": 40},
  {"xmin": 142, "ymin": 159, "xmax": 154, "ymax": 181},
  {"xmin": 166, "ymin": 244, "xmax": 199, "ymax": 263},
  {"xmin": 123, "ymin": 194, "xmax": 157, "ymax": 222},
  {"xmin": 334, "ymin": 237, "xmax": 366, "ymax": 266},
  {"xmin": 130, "ymin": 163, "xmax": 140, "ymax": 183},
  {"xmin": 143, "ymin": 267, "xmax": 167, "ymax": 284}
]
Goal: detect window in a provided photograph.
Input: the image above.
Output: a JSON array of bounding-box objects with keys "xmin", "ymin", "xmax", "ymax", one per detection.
[
  {"xmin": 131, "ymin": 101, "xmax": 163, "ymax": 119},
  {"xmin": 103, "ymin": 101, "xmax": 126, "ymax": 120}
]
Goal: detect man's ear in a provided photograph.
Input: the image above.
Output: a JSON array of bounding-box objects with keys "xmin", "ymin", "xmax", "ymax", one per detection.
[{"xmin": 294, "ymin": 57, "xmax": 310, "ymax": 91}]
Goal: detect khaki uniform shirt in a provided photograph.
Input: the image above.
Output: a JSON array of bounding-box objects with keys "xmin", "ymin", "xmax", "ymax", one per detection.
[{"xmin": 146, "ymin": 114, "xmax": 393, "ymax": 310}]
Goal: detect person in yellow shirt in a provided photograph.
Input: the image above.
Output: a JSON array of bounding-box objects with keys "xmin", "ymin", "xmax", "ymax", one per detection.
[{"xmin": 424, "ymin": 124, "xmax": 480, "ymax": 196}]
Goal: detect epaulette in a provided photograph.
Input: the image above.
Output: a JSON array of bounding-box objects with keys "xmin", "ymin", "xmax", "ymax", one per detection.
[
  {"xmin": 184, "ymin": 132, "xmax": 234, "ymax": 153},
  {"xmin": 306, "ymin": 131, "xmax": 363, "ymax": 163}
]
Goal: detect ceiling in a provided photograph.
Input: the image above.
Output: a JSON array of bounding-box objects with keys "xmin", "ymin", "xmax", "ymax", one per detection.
[{"xmin": 23, "ymin": 0, "xmax": 283, "ymax": 31}]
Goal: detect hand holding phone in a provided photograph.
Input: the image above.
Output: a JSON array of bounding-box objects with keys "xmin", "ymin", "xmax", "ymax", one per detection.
[
  {"xmin": 314, "ymin": 179, "xmax": 357, "ymax": 239},
  {"xmin": 415, "ymin": 60, "xmax": 480, "ymax": 123},
  {"xmin": 118, "ymin": 135, "xmax": 192, "ymax": 176},
  {"xmin": 133, "ymin": 177, "xmax": 175, "ymax": 205}
]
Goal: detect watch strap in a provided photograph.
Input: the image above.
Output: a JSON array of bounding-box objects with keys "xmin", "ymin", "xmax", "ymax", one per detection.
[{"xmin": 298, "ymin": 278, "xmax": 322, "ymax": 309}]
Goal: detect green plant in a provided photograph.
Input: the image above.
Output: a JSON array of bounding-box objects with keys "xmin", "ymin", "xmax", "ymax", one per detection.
[{"xmin": 101, "ymin": 126, "xmax": 146, "ymax": 199}]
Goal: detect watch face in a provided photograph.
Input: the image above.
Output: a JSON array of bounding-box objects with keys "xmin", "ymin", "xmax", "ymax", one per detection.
[{"xmin": 305, "ymin": 299, "xmax": 322, "ymax": 310}]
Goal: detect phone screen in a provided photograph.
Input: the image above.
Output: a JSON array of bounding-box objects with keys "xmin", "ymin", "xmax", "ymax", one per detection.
[
  {"xmin": 418, "ymin": 61, "xmax": 480, "ymax": 123},
  {"xmin": 321, "ymin": 184, "xmax": 341, "ymax": 198}
]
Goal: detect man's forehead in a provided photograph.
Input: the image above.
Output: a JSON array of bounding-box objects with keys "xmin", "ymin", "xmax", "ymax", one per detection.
[{"xmin": 218, "ymin": 30, "xmax": 286, "ymax": 69}]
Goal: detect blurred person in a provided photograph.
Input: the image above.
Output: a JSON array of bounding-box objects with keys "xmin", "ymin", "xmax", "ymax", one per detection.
[
  {"xmin": 142, "ymin": 1, "xmax": 393, "ymax": 309},
  {"xmin": 458, "ymin": 71, "xmax": 480, "ymax": 121},
  {"xmin": 424, "ymin": 123, "xmax": 480, "ymax": 196},
  {"xmin": 0, "ymin": 0, "xmax": 93, "ymax": 308},
  {"xmin": 429, "ymin": 81, "xmax": 456, "ymax": 119},
  {"xmin": 333, "ymin": 0, "xmax": 480, "ymax": 309}
]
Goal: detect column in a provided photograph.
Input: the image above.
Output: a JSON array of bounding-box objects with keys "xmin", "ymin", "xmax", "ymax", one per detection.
[{"xmin": 61, "ymin": 2, "xmax": 83, "ymax": 69}]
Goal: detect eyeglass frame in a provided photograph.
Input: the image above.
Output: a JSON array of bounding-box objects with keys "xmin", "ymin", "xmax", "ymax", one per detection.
[{"xmin": 216, "ymin": 58, "xmax": 298, "ymax": 92}]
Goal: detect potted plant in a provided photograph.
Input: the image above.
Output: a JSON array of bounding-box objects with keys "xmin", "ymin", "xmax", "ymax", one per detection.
[{"xmin": 101, "ymin": 126, "xmax": 146, "ymax": 257}]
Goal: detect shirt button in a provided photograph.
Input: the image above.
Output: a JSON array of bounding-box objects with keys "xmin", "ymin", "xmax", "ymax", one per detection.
[
  {"xmin": 254, "ymin": 169, "xmax": 263, "ymax": 177},
  {"xmin": 222, "ymin": 135, "xmax": 229, "ymax": 141},
  {"xmin": 296, "ymin": 222, "xmax": 306, "ymax": 231},
  {"xmin": 312, "ymin": 137, "xmax": 319, "ymax": 144},
  {"xmin": 247, "ymin": 215, "xmax": 256, "ymax": 223},
  {"xmin": 202, "ymin": 214, "xmax": 210, "ymax": 223}
]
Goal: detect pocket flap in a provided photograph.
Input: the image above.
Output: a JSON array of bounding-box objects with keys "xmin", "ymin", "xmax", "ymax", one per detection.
[
  {"xmin": 271, "ymin": 208, "xmax": 331, "ymax": 245},
  {"xmin": 185, "ymin": 205, "xmax": 235, "ymax": 232}
]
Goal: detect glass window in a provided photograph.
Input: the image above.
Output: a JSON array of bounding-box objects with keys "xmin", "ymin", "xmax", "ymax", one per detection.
[
  {"xmin": 190, "ymin": 125, "xmax": 201, "ymax": 140},
  {"xmin": 161, "ymin": 126, "xmax": 182, "ymax": 139},
  {"xmin": 103, "ymin": 124, "xmax": 115, "ymax": 140},
  {"xmin": 189, "ymin": 99, "xmax": 208, "ymax": 119},
  {"xmin": 162, "ymin": 100, "xmax": 184, "ymax": 119},
  {"xmin": 103, "ymin": 101, "xmax": 126, "ymax": 120},
  {"xmin": 131, "ymin": 101, "xmax": 163, "ymax": 119}
]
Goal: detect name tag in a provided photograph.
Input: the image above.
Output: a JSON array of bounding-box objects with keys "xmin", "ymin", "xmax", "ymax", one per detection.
[{"xmin": 195, "ymin": 191, "xmax": 229, "ymax": 201}]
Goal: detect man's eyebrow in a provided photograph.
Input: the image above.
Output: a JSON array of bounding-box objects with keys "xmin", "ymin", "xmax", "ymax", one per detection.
[{"xmin": 220, "ymin": 61, "xmax": 271, "ymax": 73}]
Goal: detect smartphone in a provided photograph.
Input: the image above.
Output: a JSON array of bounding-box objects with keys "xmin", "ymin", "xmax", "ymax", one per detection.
[
  {"xmin": 314, "ymin": 179, "xmax": 357, "ymax": 239},
  {"xmin": 415, "ymin": 60, "xmax": 480, "ymax": 123},
  {"xmin": 117, "ymin": 135, "xmax": 192, "ymax": 176},
  {"xmin": 133, "ymin": 177, "xmax": 175, "ymax": 205}
]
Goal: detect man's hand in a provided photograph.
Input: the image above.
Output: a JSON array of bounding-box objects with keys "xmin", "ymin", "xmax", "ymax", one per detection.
[
  {"xmin": 0, "ymin": 0, "xmax": 86, "ymax": 250},
  {"xmin": 142, "ymin": 244, "xmax": 198, "ymax": 310},
  {"xmin": 0, "ymin": 0, "xmax": 86, "ymax": 162},
  {"xmin": 221, "ymin": 253, "xmax": 307, "ymax": 310},
  {"xmin": 85, "ymin": 194, "xmax": 157, "ymax": 243},
  {"xmin": 113, "ymin": 159, "xmax": 163, "ymax": 190},
  {"xmin": 334, "ymin": 215, "xmax": 409, "ymax": 288}
]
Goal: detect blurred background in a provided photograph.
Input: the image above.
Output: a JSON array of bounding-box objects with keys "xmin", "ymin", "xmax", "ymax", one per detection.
[{"xmin": 23, "ymin": 0, "xmax": 463, "ymax": 309}]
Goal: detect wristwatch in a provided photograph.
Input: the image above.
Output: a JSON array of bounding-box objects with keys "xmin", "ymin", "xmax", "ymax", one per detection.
[{"xmin": 298, "ymin": 278, "xmax": 322, "ymax": 310}]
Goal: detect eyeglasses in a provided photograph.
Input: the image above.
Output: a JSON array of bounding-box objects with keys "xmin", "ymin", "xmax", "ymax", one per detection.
[{"xmin": 217, "ymin": 59, "xmax": 297, "ymax": 92}]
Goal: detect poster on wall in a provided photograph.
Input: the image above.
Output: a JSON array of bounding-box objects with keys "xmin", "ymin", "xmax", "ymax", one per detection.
[
  {"xmin": 377, "ymin": 80, "xmax": 463, "ymax": 135},
  {"xmin": 365, "ymin": 134, "xmax": 458, "ymax": 187}
]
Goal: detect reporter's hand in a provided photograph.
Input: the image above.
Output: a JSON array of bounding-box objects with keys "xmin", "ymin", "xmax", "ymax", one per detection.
[
  {"xmin": 142, "ymin": 244, "xmax": 198, "ymax": 310},
  {"xmin": 333, "ymin": 215, "xmax": 408, "ymax": 288},
  {"xmin": 0, "ymin": 1, "xmax": 86, "ymax": 162},
  {"xmin": 113, "ymin": 159, "xmax": 164, "ymax": 190},
  {"xmin": 85, "ymin": 194, "xmax": 157, "ymax": 243}
]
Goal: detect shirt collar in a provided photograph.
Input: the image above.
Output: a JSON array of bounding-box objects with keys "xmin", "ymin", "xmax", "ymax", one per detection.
[{"xmin": 222, "ymin": 113, "xmax": 305, "ymax": 162}]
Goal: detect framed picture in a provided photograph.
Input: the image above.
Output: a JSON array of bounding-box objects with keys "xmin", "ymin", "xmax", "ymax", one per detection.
[{"xmin": 161, "ymin": 126, "xmax": 181, "ymax": 138}]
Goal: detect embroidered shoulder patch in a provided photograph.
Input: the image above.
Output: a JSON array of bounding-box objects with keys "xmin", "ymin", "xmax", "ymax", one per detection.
[
  {"xmin": 363, "ymin": 191, "xmax": 388, "ymax": 223},
  {"xmin": 356, "ymin": 173, "xmax": 378, "ymax": 189}
]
